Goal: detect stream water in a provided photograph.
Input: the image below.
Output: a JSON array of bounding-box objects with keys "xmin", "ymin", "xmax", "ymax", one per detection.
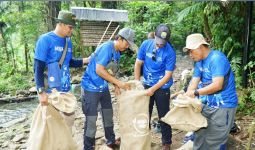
[{"xmin": 0, "ymin": 99, "xmax": 38, "ymax": 125}]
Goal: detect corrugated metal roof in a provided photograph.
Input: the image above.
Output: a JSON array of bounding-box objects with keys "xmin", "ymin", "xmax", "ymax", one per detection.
[{"xmin": 71, "ymin": 7, "xmax": 128, "ymax": 22}]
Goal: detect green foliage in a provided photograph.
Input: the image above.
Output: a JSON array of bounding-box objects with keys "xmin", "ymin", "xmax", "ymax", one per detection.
[
  {"xmin": 237, "ymin": 88, "xmax": 255, "ymax": 115},
  {"xmin": 119, "ymin": 52, "xmax": 136, "ymax": 75},
  {"xmin": 0, "ymin": 73, "xmax": 32, "ymax": 95},
  {"xmin": 244, "ymin": 61, "xmax": 255, "ymax": 87}
]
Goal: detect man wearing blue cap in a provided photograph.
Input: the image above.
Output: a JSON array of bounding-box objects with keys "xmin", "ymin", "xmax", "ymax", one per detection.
[
  {"xmin": 134, "ymin": 24, "xmax": 176, "ymax": 150},
  {"xmin": 81, "ymin": 27, "xmax": 136, "ymax": 150}
]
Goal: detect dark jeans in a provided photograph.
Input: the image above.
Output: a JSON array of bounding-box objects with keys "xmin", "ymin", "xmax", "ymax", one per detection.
[
  {"xmin": 81, "ymin": 88, "xmax": 115, "ymax": 150},
  {"xmin": 144, "ymin": 85, "xmax": 172, "ymax": 145}
]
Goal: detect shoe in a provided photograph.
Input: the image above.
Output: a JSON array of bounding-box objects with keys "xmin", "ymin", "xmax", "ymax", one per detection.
[
  {"xmin": 230, "ymin": 122, "xmax": 240, "ymax": 134},
  {"xmin": 162, "ymin": 144, "xmax": 171, "ymax": 150},
  {"xmin": 152, "ymin": 120, "xmax": 161, "ymax": 133},
  {"xmin": 182, "ymin": 132, "xmax": 195, "ymax": 144},
  {"xmin": 107, "ymin": 137, "xmax": 121, "ymax": 149}
]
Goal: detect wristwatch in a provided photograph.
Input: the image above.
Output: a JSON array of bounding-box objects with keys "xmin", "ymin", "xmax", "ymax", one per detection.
[
  {"xmin": 194, "ymin": 90, "xmax": 199, "ymax": 97},
  {"xmin": 37, "ymin": 87, "xmax": 45, "ymax": 94}
]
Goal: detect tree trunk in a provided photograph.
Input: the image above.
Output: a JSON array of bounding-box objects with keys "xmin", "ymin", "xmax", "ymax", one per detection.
[
  {"xmin": 203, "ymin": 13, "xmax": 212, "ymax": 44},
  {"xmin": 46, "ymin": 1, "xmax": 61, "ymax": 31},
  {"xmin": 0, "ymin": 25, "xmax": 9, "ymax": 61},
  {"xmin": 101, "ymin": 1, "xmax": 117, "ymax": 9},
  {"xmin": 88, "ymin": 1, "xmax": 97, "ymax": 8},
  {"xmin": 24, "ymin": 42, "xmax": 29, "ymax": 73},
  {"xmin": 10, "ymin": 41, "xmax": 16, "ymax": 70}
]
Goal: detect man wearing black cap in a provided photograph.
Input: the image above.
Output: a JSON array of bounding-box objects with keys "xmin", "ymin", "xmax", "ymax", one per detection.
[
  {"xmin": 134, "ymin": 24, "xmax": 176, "ymax": 150},
  {"xmin": 81, "ymin": 27, "xmax": 136, "ymax": 150}
]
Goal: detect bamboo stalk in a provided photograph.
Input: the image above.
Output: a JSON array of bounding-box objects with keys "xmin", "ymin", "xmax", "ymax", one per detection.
[
  {"xmin": 97, "ymin": 20, "xmax": 112, "ymax": 48},
  {"xmin": 246, "ymin": 120, "xmax": 255, "ymax": 150},
  {"xmin": 109, "ymin": 25, "xmax": 120, "ymax": 40}
]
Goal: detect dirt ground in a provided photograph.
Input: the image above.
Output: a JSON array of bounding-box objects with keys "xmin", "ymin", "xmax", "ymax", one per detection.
[{"xmin": 0, "ymin": 54, "xmax": 254, "ymax": 150}]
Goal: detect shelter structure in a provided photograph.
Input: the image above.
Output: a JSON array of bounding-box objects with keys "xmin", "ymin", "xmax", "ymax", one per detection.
[{"xmin": 71, "ymin": 7, "xmax": 128, "ymax": 47}]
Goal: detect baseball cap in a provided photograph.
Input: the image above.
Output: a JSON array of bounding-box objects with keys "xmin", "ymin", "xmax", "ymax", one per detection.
[
  {"xmin": 118, "ymin": 27, "xmax": 137, "ymax": 51},
  {"xmin": 183, "ymin": 33, "xmax": 210, "ymax": 52},
  {"xmin": 155, "ymin": 24, "xmax": 170, "ymax": 45},
  {"xmin": 55, "ymin": 10, "xmax": 76, "ymax": 26}
]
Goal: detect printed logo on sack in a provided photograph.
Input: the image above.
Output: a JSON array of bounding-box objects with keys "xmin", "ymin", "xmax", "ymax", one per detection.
[{"xmin": 132, "ymin": 114, "xmax": 149, "ymax": 137}]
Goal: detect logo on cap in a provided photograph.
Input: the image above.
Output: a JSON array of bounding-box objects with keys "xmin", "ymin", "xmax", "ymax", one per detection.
[{"xmin": 161, "ymin": 32, "xmax": 167, "ymax": 39}]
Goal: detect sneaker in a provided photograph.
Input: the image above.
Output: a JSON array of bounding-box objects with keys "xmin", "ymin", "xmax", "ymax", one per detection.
[
  {"xmin": 107, "ymin": 138, "xmax": 121, "ymax": 149},
  {"xmin": 182, "ymin": 132, "xmax": 195, "ymax": 144},
  {"xmin": 152, "ymin": 121, "xmax": 161, "ymax": 133},
  {"xmin": 230, "ymin": 122, "xmax": 240, "ymax": 134}
]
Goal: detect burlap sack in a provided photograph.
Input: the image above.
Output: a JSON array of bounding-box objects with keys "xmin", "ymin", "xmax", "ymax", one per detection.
[
  {"xmin": 118, "ymin": 80, "xmax": 151, "ymax": 150},
  {"xmin": 161, "ymin": 95, "xmax": 207, "ymax": 132},
  {"xmin": 48, "ymin": 89, "xmax": 77, "ymax": 114},
  {"xmin": 27, "ymin": 104, "xmax": 77, "ymax": 150},
  {"xmin": 176, "ymin": 140, "xmax": 193, "ymax": 150}
]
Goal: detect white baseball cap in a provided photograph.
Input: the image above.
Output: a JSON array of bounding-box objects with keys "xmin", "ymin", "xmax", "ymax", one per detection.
[{"xmin": 183, "ymin": 33, "xmax": 209, "ymax": 52}]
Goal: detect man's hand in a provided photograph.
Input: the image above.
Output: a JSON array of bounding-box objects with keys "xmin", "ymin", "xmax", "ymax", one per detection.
[
  {"xmin": 114, "ymin": 85, "xmax": 121, "ymax": 96},
  {"xmin": 146, "ymin": 87, "xmax": 155, "ymax": 96},
  {"xmin": 184, "ymin": 90, "xmax": 195, "ymax": 98},
  {"xmin": 170, "ymin": 90, "xmax": 185, "ymax": 99},
  {"xmin": 118, "ymin": 82, "xmax": 131, "ymax": 90},
  {"xmin": 83, "ymin": 56, "xmax": 91, "ymax": 65},
  {"xmin": 38, "ymin": 92, "xmax": 48, "ymax": 106}
]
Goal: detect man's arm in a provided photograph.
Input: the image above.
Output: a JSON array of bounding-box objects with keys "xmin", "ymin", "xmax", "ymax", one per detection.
[
  {"xmin": 69, "ymin": 56, "xmax": 90, "ymax": 68},
  {"xmin": 185, "ymin": 77, "xmax": 224, "ymax": 97},
  {"xmin": 34, "ymin": 59, "xmax": 48, "ymax": 105},
  {"xmin": 146, "ymin": 71, "xmax": 173, "ymax": 96},
  {"xmin": 96, "ymin": 64, "xmax": 130, "ymax": 90},
  {"xmin": 134, "ymin": 59, "xmax": 143, "ymax": 80}
]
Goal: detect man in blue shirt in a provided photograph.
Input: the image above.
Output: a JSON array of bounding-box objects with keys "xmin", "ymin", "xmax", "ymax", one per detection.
[
  {"xmin": 183, "ymin": 33, "xmax": 238, "ymax": 150},
  {"xmin": 134, "ymin": 24, "xmax": 176, "ymax": 150},
  {"xmin": 81, "ymin": 28, "xmax": 136, "ymax": 150},
  {"xmin": 34, "ymin": 10, "xmax": 89, "ymax": 105}
]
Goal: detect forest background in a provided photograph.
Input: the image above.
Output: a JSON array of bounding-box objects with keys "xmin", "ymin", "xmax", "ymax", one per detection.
[{"xmin": 0, "ymin": 1, "xmax": 254, "ymax": 115}]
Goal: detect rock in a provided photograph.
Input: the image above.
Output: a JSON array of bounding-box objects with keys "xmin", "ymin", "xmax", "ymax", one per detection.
[
  {"xmin": 28, "ymin": 87, "xmax": 37, "ymax": 93},
  {"xmin": 75, "ymin": 114, "xmax": 84, "ymax": 119},
  {"xmin": 19, "ymin": 143, "xmax": 27, "ymax": 149},
  {"xmin": 0, "ymin": 117, "xmax": 27, "ymax": 128},
  {"xmin": 12, "ymin": 133, "xmax": 25, "ymax": 142},
  {"xmin": 8, "ymin": 143, "xmax": 20, "ymax": 150},
  {"xmin": 97, "ymin": 144, "xmax": 112, "ymax": 150},
  {"xmin": 1, "ymin": 141, "xmax": 9, "ymax": 148},
  {"xmin": 95, "ymin": 130, "xmax": 104, "ymax": 139},
  {"xmin": 15, "ymin": 90, "xmax": 30, "ymax": 97},
  {"xmin": 72, "ymin": 75, "xmax": 82, "ymax": 84},
  {"xmin": 129, "ymin": 76, "xmax": 135, "ymax": 80},
  {"xmin": 71, "ymin": 84, "xmax": 81, "ymax": 97}
]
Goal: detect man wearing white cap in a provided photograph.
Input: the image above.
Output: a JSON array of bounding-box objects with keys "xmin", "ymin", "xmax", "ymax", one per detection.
[
  {"xmin": 134, "ymin": 24, "xmax": 176, "ymax": 150},
  {"xmin": 183, "ymin": 33, "xmax": 238, "ymax": 150}
]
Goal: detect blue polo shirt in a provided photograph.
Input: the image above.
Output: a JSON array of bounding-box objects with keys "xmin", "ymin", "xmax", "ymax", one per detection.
[
  {"xmin": 81, "ymin": 41, "xmax": 120, "ymax": 92},
  {"xmin": 137, "ymin": 39, "xmax": 176, "ymax": 89},
  {"xmin": 34, "ymin": 31, "xmax": 73, "ymax": 92},
  {"xmin": 193, "ymin": 50, "xmax": 238, "ymax": 108}
]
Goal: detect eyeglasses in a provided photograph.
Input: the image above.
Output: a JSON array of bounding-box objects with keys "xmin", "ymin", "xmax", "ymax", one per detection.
[{"xmin": 152, "ymin": 48, "xmax": 157, "ymax": 61}]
